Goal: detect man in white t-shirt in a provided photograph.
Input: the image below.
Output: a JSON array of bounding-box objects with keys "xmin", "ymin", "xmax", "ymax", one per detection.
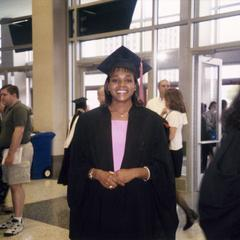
[{"xmin": 146, "ymin": 79, "xmax": 170, "ymax": 115}]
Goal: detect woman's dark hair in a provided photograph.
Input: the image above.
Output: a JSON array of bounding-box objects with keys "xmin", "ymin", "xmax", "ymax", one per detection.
[
  {"xmin": 164, "ymin": 88, "xmax": 186, "ymax": 113},
  {"xmin": 222, "ymin": 90, "xmax": 240, "ymax": 131},
  {"xmin": 103, "ymin": 67, "xmax": 141, "ymax": 106}
]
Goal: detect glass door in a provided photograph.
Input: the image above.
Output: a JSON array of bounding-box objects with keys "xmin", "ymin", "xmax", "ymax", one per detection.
[{"xmin": 196, "ymin": 56, "xmax": 222, "ymax": 189}]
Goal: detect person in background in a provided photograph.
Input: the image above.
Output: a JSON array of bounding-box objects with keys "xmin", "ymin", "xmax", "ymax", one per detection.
[
  {"xmin": 58, "ymin": 97, "xmax": 88, "ymax": 185},
  {"xmin": 0, "ymin": 84, "xmax": 33, "ymax": 236},
  {"xmin": 163, "ymin": 88, "xmax": 198, "ymax": 231},
  {"xmin": 146, "ymin": 79, "xmax": 170, "ymax": 116},
  {"xmin": 0, "ymin": 98, "xmax": 12, "ymax": 215},
  {"xmin": 221, "ymin": 99, "xmax": 228, "ymax": 135},
  {"xmin": 201, "ymin": 103, "xmax": 214, "ymax": 173},
  {"xmin": 221, "ymin": 99, "xmax": 227, "ymax": 112},
  {"xmin": 199, "ymin": 90, "xmax": 240, "ymax": 240},
  {"xmin": 97, "ymin": 86, "xmax": 105, "ymax": 106},
  {"xmin": 67, "ymin": 46, "xmax": 178, "ymax": 240},
  {"xmin": 203, "ymin": 101, "xmax": 217, "ymax": 140}
]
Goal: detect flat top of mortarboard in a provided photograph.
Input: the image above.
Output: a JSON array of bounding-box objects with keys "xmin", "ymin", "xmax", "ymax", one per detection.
[
  {"xmin": 72, "ymin": 97, "xmax": 87, "ymax": 105},
  {"xmin": 97, "ymin": 46, "xmax": 152, "ymax": 79}
]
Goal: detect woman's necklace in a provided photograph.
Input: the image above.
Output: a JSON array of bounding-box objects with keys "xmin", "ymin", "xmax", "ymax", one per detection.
[
  {"xmin": 119, "ymin": 112, "xmax": 128, "ymax": 118},
  {"xmin": 112, "ymin": 110, "xmax": 129, "ymax": 118},
  {"xmin": 109, "ymin": 107, "xmax": 129, "ymax": 118}
]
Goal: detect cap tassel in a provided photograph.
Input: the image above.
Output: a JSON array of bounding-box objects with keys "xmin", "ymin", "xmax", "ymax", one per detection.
[{"xmin": 138, "ymin": 59, "xmax": 145, "ymax": 105}]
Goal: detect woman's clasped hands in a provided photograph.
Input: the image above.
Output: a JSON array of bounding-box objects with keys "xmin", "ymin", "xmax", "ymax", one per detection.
[{"xmin": 93, "ymin": 168, "xmax": 138, "ymax": 190}]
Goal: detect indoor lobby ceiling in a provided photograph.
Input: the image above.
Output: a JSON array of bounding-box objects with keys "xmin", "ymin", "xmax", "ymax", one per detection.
[{"xmin": 0, "ymin": 0, "xmax": 32, "ymax": 20}]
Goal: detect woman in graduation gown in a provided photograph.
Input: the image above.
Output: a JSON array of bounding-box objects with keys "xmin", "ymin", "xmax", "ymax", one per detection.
[
  {"xmin": 58, "ymin": 97, "xmax": 87, "ymax": 185},
  {"xmin": 199, "ymin": 91, "xmax": 240, "ymax": 240},
  {"xmin": 67, "ymin": 46, "xmax": 178, "ymax": 240}
]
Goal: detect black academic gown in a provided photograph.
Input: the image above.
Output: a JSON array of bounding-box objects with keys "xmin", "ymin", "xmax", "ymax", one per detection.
[
  {"xmin": 199, "ymin": 129, "xmax": 240, "ymax": 240},
  {"xmin": 58, "ymin": 111, "xmax": 84, "ymax": 185},
  {"xmin": 67, "ymin": 105, "xmax": 178, "ymax": 240}
]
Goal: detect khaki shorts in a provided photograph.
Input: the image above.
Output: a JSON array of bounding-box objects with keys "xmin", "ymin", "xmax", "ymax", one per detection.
[{"xmin": 2, "ymin": 142, "xmax": 33, "ymax": 185}]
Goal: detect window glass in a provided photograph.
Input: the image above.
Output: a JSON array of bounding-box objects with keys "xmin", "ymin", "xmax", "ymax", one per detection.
[
  {"xmin": 81, "ymin": 37, "xmax": 122, "ymax": 58},
  {"xmin": 84, "ymin": 72, "xmax": 106, "ymax": 86},
  {"xmin": 158, "ymin": 69, "xmax": 179, "ymax": 83},
  {"xmin": 25, "ymin": 51, "xmax": 33, "ymax": 63},
  {"xmin": 219, "ymin": 0, "xmax": 240, "ymax": 13},
  {"xmin": 81, "ymin": 31, "xmax": 152, "ymax": 58},
  {"xmin": 197, "ymin": 16, "xmax": 240, "ymax": 46},
  {"xmin": 124, "ymin": 33, "xmax": 141, "ymax": 52},
  {"xmin": 0, "ymin": 25, "xmax": 1, "ymax": 64},
  {"xmin": 84, "ymin": 72, "xmax": 106, "ymax": 110},
  {"xmin": 131, "ymin": 0, "xmax": 152, "ymax": 28},
  {"xmin": 200, "ymin": 64, "xmax": 220, "ymax": 142},
  {"xmin": 198, "ymin": 0, "xmax": 240, "ymax": 17},
  {"xmin": 158, "ymin": 27, "xmax": 179, "ymax": 50},
  {"xmin": 13, "ymin": 50, "xmax": 33, "ymax": 67},
  {"xmin": 0, "ymin": 76, "xmax": 4, "ymax": 88},
  {"xmin": 80, "ymin": 0, "xmax": 100, "ymax": 4},
  {"xmin": 142, "ymin": 31, "xmax": 152, "ymax": 52},
  {"xmin": 86, "ymin": 90, "xmax": 99, "ymax": 110},
  {"xmin": 158, "ymin": 0, "xmax": 180, "ymax": 24},
  {"xmin": 222, "ymin": 85, "xmax": 240, "ymax": 106},
  {"xmin": 223, "ymin": 64, "xmax": 240, "ymax": 79}
]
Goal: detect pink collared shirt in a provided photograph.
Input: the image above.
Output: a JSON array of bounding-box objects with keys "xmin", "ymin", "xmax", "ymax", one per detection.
[{"xmin": 111, "ymin": 120, "xmax": 128, "ymax": 171}]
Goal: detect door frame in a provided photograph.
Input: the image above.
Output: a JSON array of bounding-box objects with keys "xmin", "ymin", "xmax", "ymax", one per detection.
[{"xmin": 194, "ymin": 55, "xmax": 222, "ymax": 190}]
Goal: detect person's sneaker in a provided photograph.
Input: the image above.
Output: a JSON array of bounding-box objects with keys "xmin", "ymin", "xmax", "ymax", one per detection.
[
  {"xmin": 0, "ymin": 215, "xmax": 14, "ymax": 229},
  {"xmin": 4, "ymin": 218, "xmax": 24, "ymax": 236}
]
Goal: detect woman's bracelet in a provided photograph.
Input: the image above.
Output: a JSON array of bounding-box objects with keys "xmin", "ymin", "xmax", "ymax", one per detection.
[
  {"xmin": 143, "ymin": 166, "xmax": 151, "ymax": 181},
  {"xmin": 88, "ymin": 168, "xmax": 95, "ymax": 180}
]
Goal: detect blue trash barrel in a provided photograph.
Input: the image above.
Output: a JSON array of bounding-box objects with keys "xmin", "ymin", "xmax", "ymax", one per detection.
[{"xmin": 31, "ymin": 132, "xmax": 55, "ymax": 179}]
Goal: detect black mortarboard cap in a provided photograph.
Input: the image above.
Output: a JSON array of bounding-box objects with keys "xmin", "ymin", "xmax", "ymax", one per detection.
[
  {"xmin": 78, "ymin": 0, "xmax": 137, "ymax": 36},
  {"xmin": 98, "ymin": 46, "xmax": 152, "ymax": 79},
  {"xmin": 72, "ymin": 97, "xmax": 87, "ymax": 109}
]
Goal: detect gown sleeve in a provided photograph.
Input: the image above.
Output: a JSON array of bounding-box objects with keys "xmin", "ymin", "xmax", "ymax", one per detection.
[
  {"xmin": 67, "ymin": 114, "xmax": 91, "ymax": 209},
  {"xmin": 147, "ymin": 115, "xmax": 179, "ymax": 238}
]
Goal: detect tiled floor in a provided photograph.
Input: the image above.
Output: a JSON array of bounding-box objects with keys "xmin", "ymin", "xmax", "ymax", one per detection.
[{"xmin": 0, "ymin": 179, "xmax": 206, "ymax": 240}]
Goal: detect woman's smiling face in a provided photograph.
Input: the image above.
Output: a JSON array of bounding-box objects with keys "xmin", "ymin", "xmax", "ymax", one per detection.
[{"xmin": 108, "ymin": 68, "xmax": 136, "ymax": 104}]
